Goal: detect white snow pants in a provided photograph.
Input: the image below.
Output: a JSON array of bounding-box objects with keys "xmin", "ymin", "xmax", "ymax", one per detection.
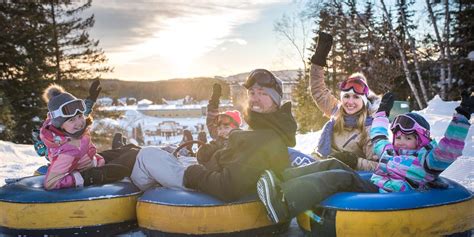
[{"xmin": 130, "ymin": 146, "xmax": 198, "ymax": 191}]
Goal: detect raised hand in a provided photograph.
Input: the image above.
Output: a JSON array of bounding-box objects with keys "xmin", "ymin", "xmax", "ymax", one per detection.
[
  {"xmin": 209, "ymin": 83, "xmax": 222, "ymax": 109},
  {"xmin": 377, "ymin": 92, "xmax": 395, "ymax": 117},
  {"xmin": 310, "ymin": 32, "xmax": 333, "ymax": 67},
  {"xmin": 87, "ymin": 79, "xmax": 102, "ymax": 102},
  {"xmin": 455, "ymin": 90, "xmax": 474, "ymax": 120}
]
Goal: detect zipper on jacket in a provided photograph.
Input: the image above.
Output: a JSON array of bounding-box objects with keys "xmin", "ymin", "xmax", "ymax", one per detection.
[{"xmin": 342, "ymin": 134, "xmax": 358, "ymax": 148}]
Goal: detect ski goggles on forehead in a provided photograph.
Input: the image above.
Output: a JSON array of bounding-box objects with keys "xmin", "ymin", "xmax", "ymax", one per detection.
[
  {"xmin": 50, "ymin": 99, "xmax": 86, "ymax": 119},
  {"xmin": 391, "ymin": 114, "xmax": 430, "ymax": 137},
  {"xmin": 339, "ymin": 77, "xmax": 369, "ymax": 95},
  {"xmin": 243, "ymin": 69, "xmax": 282, "ymax": 96}
]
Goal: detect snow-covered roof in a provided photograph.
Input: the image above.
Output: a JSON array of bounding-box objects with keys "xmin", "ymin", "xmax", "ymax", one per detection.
[{"xmin": 138, "ymin": 99, "xmax": 153, "ymax": 105}]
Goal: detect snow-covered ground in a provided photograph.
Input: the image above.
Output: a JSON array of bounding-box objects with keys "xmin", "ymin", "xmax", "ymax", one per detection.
[{"xmin": 0, "ymin": 95, "xmax": 472, "ymax": 236}]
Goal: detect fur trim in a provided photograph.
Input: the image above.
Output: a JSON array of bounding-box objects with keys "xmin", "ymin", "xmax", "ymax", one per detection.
[
  {"xmin": 367, "ymin": 91, "xmax": 381, "ymax": 114},
  {"xmin": 42, "ymin": 84, "xmax": 65, "ymax": 103}
]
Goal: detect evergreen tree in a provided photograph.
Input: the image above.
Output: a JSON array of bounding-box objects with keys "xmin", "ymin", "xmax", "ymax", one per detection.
[
  {"xmin": 46, "ymin": 0, "xmax": 111, "ymax": 81},
  {"xmin": 0, "ymin": 1, "xmax": 110, "ymax": 143},
  {"xmin": 0, "ymin": 3, "xmax": 53, "ymax": 143},
  {"xmin": 0, "ymin": 86, "xmax": 15, "ymax": 141},
  {"xmin": 451, "ymin": 0, "xmax": 474, "ymax": 95},
  {"xmin": 292, "ymin": 69, "xmax": 327, "ymax": 133}
]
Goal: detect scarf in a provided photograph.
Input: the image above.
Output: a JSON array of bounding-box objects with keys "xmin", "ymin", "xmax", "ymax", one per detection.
[{"xmin": 317, "ymin": 115, "xmax": 373, "ymax": 157}]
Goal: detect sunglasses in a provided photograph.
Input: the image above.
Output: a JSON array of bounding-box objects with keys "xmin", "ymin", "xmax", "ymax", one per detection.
[
  {"xmin": 339, "ymin": 77, "xmax": 369, "ymax": 95},
  {"xmin": 243, "ymin": 69, "xmax": 282, "ymax": 96},
  {"xmin": 391, "ymin": 114, "xmax": 430, "ymax": 138},
  {"xmin": 50, "ymin": 99, "xmax": 86, "ymax": 119}
]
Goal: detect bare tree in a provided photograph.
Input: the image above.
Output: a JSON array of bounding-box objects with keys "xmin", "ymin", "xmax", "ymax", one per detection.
[
  {"xmin": 380, "ymin": 0, "xmax": 423, "ymax": 109},
  {"xmin": 398, "ymin": 1, "xmax": 429, "ymax": 105},
  {"xmin": 426, "ymin": 0, "xmax": 448, "ymax": 99},
  {"xmin": 273, "ymin": 1, "xmax": 319, "ymax": 76},
  {"xmin": 443, "ymin": 0, "xmax": 452, "ymax": 90}
]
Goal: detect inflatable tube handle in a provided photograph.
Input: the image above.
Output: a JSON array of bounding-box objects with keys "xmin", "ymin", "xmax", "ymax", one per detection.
[{"xmin": 305, "ymin": 210, "xmax": 323, "ymax": 224}]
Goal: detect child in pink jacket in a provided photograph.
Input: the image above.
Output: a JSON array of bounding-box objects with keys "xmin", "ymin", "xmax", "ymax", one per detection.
[{"xmin": 40, "ymin": 84, "xmax": 106, "ymax": 190}]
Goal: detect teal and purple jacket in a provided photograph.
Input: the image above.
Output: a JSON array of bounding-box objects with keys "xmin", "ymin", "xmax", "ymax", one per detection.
[{"xmin": 369, "ymin": 111, "xmax": 470, "ymax": 192}]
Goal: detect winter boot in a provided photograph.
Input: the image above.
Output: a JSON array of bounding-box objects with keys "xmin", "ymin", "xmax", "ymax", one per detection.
[{"xmin": 257, "ymin": 170, "xmax": 290, "ymax": 223}]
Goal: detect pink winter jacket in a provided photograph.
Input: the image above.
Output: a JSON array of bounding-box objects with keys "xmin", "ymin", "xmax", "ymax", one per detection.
[{"xmin": 40, "ymin": 118, "xmax": 105, "ymax": 190}]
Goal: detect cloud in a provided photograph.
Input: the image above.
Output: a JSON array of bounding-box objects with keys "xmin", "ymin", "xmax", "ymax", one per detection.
[
  {"xmin": 87, "ymin": 0, "xmax": 287, "ymax": 66},
  {"xmin": 226, "ymin": 39, "xmax": 248, "ymax": 45}
]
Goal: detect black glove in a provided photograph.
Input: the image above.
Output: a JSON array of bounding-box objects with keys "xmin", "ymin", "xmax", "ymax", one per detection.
[
  {"xmin": 310, "ymin": 32, "xmax": 333, "ymax": 67},
  {"xmin": 209, "ymin": 83, "xmax": 222, "ymax": 109},
  {"xmin": 330, "ymin": 151, "xmax": 358, "ymax": 169},
  {"xmin": 80, "ymin": 164, "xmax": 128, "ymax": 186},
  {"xmin": 183, "ymin": 164, "xmax": 206, "ymax": 189},
  {"xmin": 377, "ymin": 92, "xmax": 395, "ymax": 117},
  {"xmin": 455, "ymin": 90, "xmax": 474, "ymax": 120},
  {"xmin": 87, "ymin": 79, "xmax": 102, "ymax": 102}
]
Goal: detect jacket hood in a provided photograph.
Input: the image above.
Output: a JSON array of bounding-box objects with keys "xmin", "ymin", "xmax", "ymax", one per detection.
[{"xmin": 244, "ymin": 102, "xmax": 297, "ymax": 147}]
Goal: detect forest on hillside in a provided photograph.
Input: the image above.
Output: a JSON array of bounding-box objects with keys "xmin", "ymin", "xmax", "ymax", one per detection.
[{"xmin": 57, "ymin": 78, "xmax": 231, "ymax": 104}]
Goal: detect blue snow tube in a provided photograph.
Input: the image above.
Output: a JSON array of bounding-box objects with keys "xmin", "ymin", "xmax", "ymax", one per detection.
[
  {"xmin": 0, "ymin": 175, "xmax": 141, "ymax": 236},
  {"xmin": 137, "ymin": 187, "xmax": 289, "ymax": 236},
  {"xmin": 33, "ymin": 164, "xmax": 48, "ymax": 176},
  {"xmin": 297, "ymin": 172, "xmax": 474, "ymax": 236}
]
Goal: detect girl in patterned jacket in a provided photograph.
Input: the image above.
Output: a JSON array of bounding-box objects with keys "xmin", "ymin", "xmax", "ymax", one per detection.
[
  {"xmin": 255, "ymin": 91, "xmax": 472, "ymax": 224},
  {"xmin": 370, "ymin": 92, "xmax": 472, "ymax": 192}
]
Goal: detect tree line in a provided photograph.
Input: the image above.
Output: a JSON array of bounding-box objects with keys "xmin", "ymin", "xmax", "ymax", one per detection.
[
  {"xmin": 0, "ymin": 0, "xmax": 110, "ymax": 143},
  {"xmin": 286, "ymin": 0, "xmax": 473, "ymax": 133}
]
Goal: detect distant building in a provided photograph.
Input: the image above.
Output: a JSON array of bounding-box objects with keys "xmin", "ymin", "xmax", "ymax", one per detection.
[
  {"xmin": 137, "ymin": 99, "xmax": 153, "ymax": 107},
  {"xmin": 101, "ymin": 99, "xmax": 234, "ymax": 118},
  {"xmin": 157, "ymin": 121, "xmax": 182, "ymax": 138}
]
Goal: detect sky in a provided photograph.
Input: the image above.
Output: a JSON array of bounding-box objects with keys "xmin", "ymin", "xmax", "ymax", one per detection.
[
  {"xmin": 82, "ymin": 0, "xmax": 431, "ymax": 82},
  {"xmin": 84, "ymin": 0, "xmax": 308, "ymax": 81}
]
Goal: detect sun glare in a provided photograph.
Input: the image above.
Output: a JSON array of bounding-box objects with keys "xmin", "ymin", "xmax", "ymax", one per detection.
[{"xmin": 106, "ymin": 6, "xmax": 257, "ymax": 79}]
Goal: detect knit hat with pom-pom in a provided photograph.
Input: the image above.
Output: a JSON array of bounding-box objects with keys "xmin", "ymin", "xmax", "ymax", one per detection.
[{"xmin": 42, "ymin": 84, "xmax": 79, "ymax": 128}]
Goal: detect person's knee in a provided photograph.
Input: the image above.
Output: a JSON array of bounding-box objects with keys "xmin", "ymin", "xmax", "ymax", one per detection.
[{"xmin": 137, "ymin": 147, "xmax": 170, "ymax": 162}]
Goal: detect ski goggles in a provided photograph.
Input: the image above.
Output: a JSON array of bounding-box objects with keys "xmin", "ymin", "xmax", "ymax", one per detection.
[
  {"xmin": 49, "ymin": 99, "xmax": 86, "ymax": 119},
  {"xmin": 339, "ymin": 77, "xmax": 369, "ymax": 96},
  {"xmin": 391, "ymin": 114, "xmax": 430, "ymax": 138},
  {"xmin": 243, "ymin": 69, "xmax": 282, "ymax": 96}
]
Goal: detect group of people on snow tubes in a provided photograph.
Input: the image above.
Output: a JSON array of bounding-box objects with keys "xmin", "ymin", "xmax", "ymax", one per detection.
[{"xmin": 34, "ymin": 32, "xmax": 473, "ymax": 224}]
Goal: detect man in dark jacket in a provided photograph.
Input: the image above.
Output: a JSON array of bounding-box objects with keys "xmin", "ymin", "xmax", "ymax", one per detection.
[{"xmin": 183, "ymin": 69, "xmax": 297, "ymax": 201}]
